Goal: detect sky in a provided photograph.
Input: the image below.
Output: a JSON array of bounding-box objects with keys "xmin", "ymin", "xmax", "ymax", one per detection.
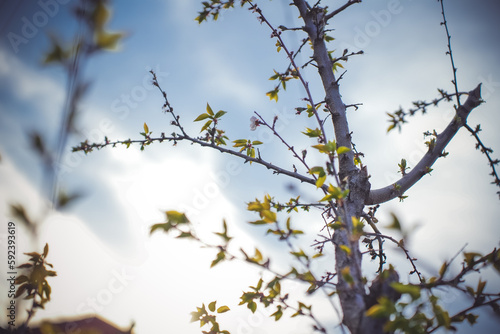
[{"xmin": 1, "ymin": 0, "xmax": 500, "ymax": 333}]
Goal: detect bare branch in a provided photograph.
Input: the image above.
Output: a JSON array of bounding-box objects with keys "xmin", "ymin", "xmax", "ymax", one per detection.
[
  {"xmin": 325, "ymin": 0, "xmax": 362, "ymax": 21},
  {"xmin": 367, "ymin": 84, "xmax": 483, "ymax": 205}
]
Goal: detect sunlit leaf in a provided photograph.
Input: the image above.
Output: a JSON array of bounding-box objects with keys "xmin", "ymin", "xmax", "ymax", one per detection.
[
  {"xmin": 336, "ymin": 146, "xmax": 351, "ymax": 155},
  {"xmin": 217, "ymin": 305, "xmax": 230, "ymax": 313},
  {"xmin": 390, "ymin": 282, "xmax": 421, "ymax": 300},
  {"xmin": 266, "ymin": 87, "xmax": 279, "ymax": 102},
  {"xmin": 95, "ymin": 30, "xmax": 123, "ymax": 50},
  {"xmin": 208, "ymin": 301, "xmax": 217, "ymax": 312}
]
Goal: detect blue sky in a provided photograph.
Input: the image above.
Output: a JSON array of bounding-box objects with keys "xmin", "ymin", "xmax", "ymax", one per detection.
[{"xmin": 1, "ymin": 0, "xmax": 500, "ymax": 333}]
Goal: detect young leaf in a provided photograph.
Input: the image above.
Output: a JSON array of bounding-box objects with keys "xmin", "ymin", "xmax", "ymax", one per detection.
[
  {"xmin": 266, "ymin": 87, "xmax": 279, "ymax": 102},
  {"xmin": 214, "ymin": 110, "xmax": 227, "ymax": 119},
  {"xmin": 302, "ymin": 127, "xmax": 322, "ymax": 138},
  {"xmin": 200, "ymin": 120, "xmax": 213, "ymax": 133},
  {"xmin": 206, "ymin": 103, "xmax": 214, "ymax": 116},
  {"xmin": 336, "ymin": 146, "xmax": 351, "ymax": 155},
  {"xmin": 194, "ymin": 113, "xmax": 211, "ymax": 122},
  {"xmin": 217, "ymin": 305, "xmax": 230, "ymax": 313}
]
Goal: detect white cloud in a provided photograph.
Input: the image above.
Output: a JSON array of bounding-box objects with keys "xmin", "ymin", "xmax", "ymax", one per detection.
[{"xmin": 0, "ymin": 49, "xmax": 64, "ymax": 120}]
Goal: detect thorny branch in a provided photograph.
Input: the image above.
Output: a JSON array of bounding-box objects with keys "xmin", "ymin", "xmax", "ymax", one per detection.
[{"xmin": 438, "ymin": 0, "xmax": 500, "ymax": 198}]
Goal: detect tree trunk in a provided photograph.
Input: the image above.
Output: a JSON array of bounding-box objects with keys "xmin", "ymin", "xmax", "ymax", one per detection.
[{"xmin": 293, "ymin": 2, "xmax": 390, "ymax": 333}]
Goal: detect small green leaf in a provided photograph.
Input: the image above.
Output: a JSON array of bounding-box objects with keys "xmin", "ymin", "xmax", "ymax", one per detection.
[
  {"xmin": 271, "ymin": 306, "xmax": 283, "ymax": 321},
  {"xmin": 233, "ymin": 139, "xmax": 248, "ymax": 147},
  {"xmin": 211, "ymin": 250, "xmax": 226, "ymax": 268},
  {"xmin": 302, "ymin": 127, "xmax": 322, "ymax": 138},
  {"xmin": 206, "ymin": 103, "xmax": 214, "ymax": 116},
  {"xmin": 336, "ymin": 146, "xmax": 351, "ymax": 155},
  {"xmin": 143, "ymin": 122, "xmax": 149, "ymax": 134},
  {"xmin": 200, "ymin": 120, "xmax": 213, "ymax": 133},
  {"xmin": 309, "ymin": 166, "xmax": 326, "ymax": 188},
  {"xmin": 208, "ymin": 301, "xmax": 217, "ymax": 312},
  {"xmin": 390, "ymin": 282, "xmax": 421, "ymax": 300},
  {"xmin": 194, "ymin": 113, "xmax": 211, "ymax": 122},
  {"xmin": 339, "ymin": 245, "xmax": 351, "ymax": 255},
  {"xmin": 387, "ymin": 213, "xmax": 402, "ymax": 231},
  {"xmin": 166, "ymin": 210, "xmax": 189, "ymax": 225},
  {"xmin": 93, "ymin": 1, "xmax": 110, "ymax": 29},
  {"xmin": 43, "ymin": 243, "xmax": 49, "ymax": 258},
  {"xmin": 217, "ymin": 305, "xmax": 230, "ymax": 313},
  {"xmin": 341, "ymin": 267, "xmax": 354, "ymax": 284},
  {"xmin": 95, "ymin": 30, "xmax": 123, "ymax": 50},
  {"xmin": 214, "ymin": 110, "xmax": 227, "ymax": 119},
  {"xmin": 266, "ymin": 87, "xmax": 279, "ymax": 102}
]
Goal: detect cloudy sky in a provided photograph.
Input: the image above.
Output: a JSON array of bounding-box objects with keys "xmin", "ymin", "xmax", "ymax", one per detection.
[{"xmin": 1, "ymin": 0, "xmax": 499, "ymax": 333}]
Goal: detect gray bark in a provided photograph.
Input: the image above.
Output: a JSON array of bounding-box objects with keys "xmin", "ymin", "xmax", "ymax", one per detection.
[{"xmin": 292, "ymin": 2, "xmax": 483, "ymax": 333}]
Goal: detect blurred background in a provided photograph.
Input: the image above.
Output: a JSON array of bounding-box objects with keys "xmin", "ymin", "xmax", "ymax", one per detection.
[{"xmin": 1, "ymin": 0, "xmax": 499, "ymax": 333}]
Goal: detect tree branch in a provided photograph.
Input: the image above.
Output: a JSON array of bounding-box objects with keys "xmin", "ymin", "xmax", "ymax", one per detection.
[
  {"xmin": 367, "ymin": 84, "xmax": 483, "ymax": 205},
  {"xmin": 73, "ymin": 133, "xmax": 319, "ymax": 186},
  {"xmin": 325, "ymin": 0, "xmax": 362, "ymax": 21}
]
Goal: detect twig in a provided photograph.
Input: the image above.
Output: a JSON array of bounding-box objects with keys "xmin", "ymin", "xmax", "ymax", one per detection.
[
  {"xmin": 325, "ymin": 0, "xmax": 362, "ymax": 21},
  {"xmin": 439, "ymin": 0, "xmax": 460, "ymax": 106},
  {"xmin": 364, "ymin": 232, "xmax": 423, "ymax": 282}
]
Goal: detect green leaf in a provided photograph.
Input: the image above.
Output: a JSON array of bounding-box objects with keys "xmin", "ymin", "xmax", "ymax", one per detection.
[
  {"xmin": 93, "ymin": 1, "xmax": 110, "ymax": 29},
  {"xmin": 339, "ymin": 245, "xmax": 351, "ymax": 255},
  {"xmin": 302, "ymin": 127, "xmax": 322, "ymax": 138},
  {"xmin": 217, "ymin": 305, "xmax": 230, "ymax": 313},
  {"xmin": 312, "ymin": 140, "xmax": 337, "ymax": 154},
  {"xmin": 143, "ymin": 122, "xmax": 149, "ymax": 134},
  {"xmin": 176, "ymin": 231, "xmax": 194, "ymax": 239},
  {"xmin": 233, "ymin": 139, "xmax": 248, "ymax": 147},
  {"xmin": 214, "ymin": 110, "xmax": 227, "ymax": 118},
  {"xmin": 269, "ymin": 70, "xmax": 280, "ymax": 80},
  {"xmin": 390, "ymin": 282, "xmax": 421, "ymax": 300},
  {"xmin": 261, "ymin": 210, "xmax": 277, "ymax": 223},
  {"xmin": 336, "ymin": 146, "xmax": 351, "ymax": 155},
  {"xmin": 309, "ymin": 166, "xmax": 326, "ymax": 188},
  {"xmin": 208, "ymin": 301, "xmax": 216, "ymax": 312},
  {"xmin": 43, "ymin": 37, "xmax": 70, "ymax": 64},
  {"xmin": 266, "ymin": 87, "xmax": 279, "ymax": 102},
  {"xmin": 387, "ymin": 213, "xmax": 402, "ymax": 231},
  {"xmin": 166, "ymin": 210, "xmax": 190, "ymax": 225},
  {"xmin": 95, "ymin": 30, "xmax": 123, "ymax": 50},
  {"xmin": 194, "ymin": 113, "xmax": 211, "ymax": 122},
  {"xmin": 200, "ymin": 120, "xmax": 212, "ymax": 133},
  {"xmin": 206, "ymin": 103, "xmax": 214, "ymax": 116},
  {"xmin": 43, "ymin": 243, "xmax": 49, "ymax": 258},
  {"xmin": 341, "ymin": 267, "xmax": 354, "ymax": 284},
  {"xmin": 324, "ymin": 34, "xmax": 335, "ymax": 42},
  {"xmin": 271, "ymin": 306, "xmax": 283, "ymax": 321},
  {"xmin": 211, "ymin": 250, "xmax": 226, "ymax": 268},
  {"xmin": 150, "ymin": 222, "xmax": 172, "ymax": 235}
]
